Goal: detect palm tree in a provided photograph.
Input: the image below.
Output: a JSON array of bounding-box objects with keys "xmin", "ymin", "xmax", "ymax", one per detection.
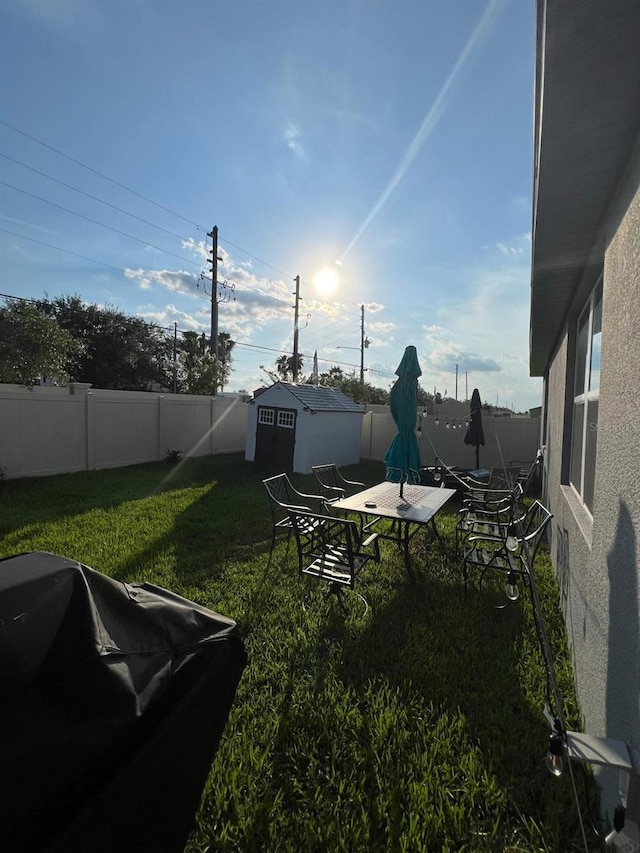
[{"xmin": 275, "ymin": 354, "xmax": 304, "ymax": 381}]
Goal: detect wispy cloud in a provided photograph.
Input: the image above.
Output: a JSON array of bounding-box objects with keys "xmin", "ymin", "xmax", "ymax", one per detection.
[
  {"xmin": 284, "ymin": 122, "xmax": 305, "ymax": 158},
  {"xmin": 137, "ymin": 303, "xmax": 206, "ymax": 332},
  {"xmin": 422, "ymin": 327, "xmax": 501, "ymax": 375},
  {"xmin": 124, "ymin": 268, "xmax": 197, "ymax": 295},
  {"xmin": 418, "ymin": 246, "xmax": 541, "ymax": 407},
  {"xmin": 494, "ymin": 231, "xmax": 531, "ymax": 257},
  {"xmin": 496, "ymin": 242, "xmax": 524, "ymax": 257}
]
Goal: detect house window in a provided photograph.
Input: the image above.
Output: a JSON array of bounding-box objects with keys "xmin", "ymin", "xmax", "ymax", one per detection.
[
  {"xmin": 258, "ymin": 408, "xmax": 275, "ymax": 425},
  {"xmin": 570, "ymin": 277, "xmax": 602, "ymax": 512},
  {"xmin": 277, "ymin": 410, "xmax": 295, "ymax": 429}
]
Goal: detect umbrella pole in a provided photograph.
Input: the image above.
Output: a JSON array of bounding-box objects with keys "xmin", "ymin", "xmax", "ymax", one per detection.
[
  {"xmin": 400, "ymin": 475, "xmax": 404, "ymax": 499},
  {"xmin": 476, "ymin": 446, "xmax": 479, "ymax": 470}
]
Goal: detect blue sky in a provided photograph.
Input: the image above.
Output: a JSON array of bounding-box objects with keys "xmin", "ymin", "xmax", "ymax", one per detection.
[{"xmin": 0, "ymin": 0, "xmax": 539, "ymax": 410}]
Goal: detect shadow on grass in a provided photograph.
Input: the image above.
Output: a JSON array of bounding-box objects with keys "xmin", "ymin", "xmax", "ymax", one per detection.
[
  {"xmin": 104, "ymin": 459, "xmax": 386, "ymax": 592},
  {"xmin": 269, "ymin": 538, "xmax": 600, "ymax": 851}
]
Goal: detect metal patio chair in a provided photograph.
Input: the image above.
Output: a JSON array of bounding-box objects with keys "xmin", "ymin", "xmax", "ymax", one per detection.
[
  {"xmin": 455, "ymin": 483, "xmax": 524, "ymax": 558},
  {"xmin": 432, "ymin": 457, "xmax": 491, "ymax": 494},
  {"xmin": 509, "ymin": 449, "xmax": 543, "ymax": 496},
  {"xmin": 312, "ymin": 463, "xmax": 365, "ymax": 502},
  {"xmin": 486, "ymin": 466, "xmax": 521, "ymax": 490},
  {"xmin": 262, "ymin": 474, "xmax": 329, "ymax": 566},
  {"xmin": 462, "ymin": 499, "xmax": 553, "ymax": 607},
  {"xmin": 288, "ymin": 509, "xmax": 380, "ymax": 616}
]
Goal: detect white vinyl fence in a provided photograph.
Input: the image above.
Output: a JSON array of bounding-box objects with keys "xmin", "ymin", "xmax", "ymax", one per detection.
[
  {"xmin": 0, "ymin": 384, "xmax": 541, "ymax": 480},
  {"xmin": 360, "ymin": 411, "xmax": 541, "ymax": 472},
  {"xmin": 0, "ymin": 384, "xmax": 249, "ymax": 479}
]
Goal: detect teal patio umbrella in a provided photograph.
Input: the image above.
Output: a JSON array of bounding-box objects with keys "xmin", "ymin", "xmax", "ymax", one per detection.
[{"xmin": 384, "ymin": 345, "xmax": 422, "ymax": 498}]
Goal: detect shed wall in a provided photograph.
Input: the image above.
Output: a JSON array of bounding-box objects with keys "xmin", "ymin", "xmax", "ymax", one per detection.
[{"xmin": 295, "ymin": 411, "xmax": 362, "ymax": 474}]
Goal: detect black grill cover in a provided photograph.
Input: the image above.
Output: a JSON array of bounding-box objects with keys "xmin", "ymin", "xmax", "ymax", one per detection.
[{"xmin": 0, "ymin": 552, "xmax": 247, "ymax": 853}]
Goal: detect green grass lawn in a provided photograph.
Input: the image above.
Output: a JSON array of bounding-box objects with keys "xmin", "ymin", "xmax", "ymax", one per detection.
[{"xmin": 0, "ymin": 453, "xmax": 601, "ymax": 852}]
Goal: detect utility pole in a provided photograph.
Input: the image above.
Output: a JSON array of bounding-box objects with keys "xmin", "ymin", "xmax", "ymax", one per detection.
[
  {"xmin": 206, "ymin": 227, "xmax": 219, "ymax": 364},
  {"xmin": 455, "ymin": 363, "xmax": 458, "ymax": 401},
  {"xmin": 292, "ymin": 275, "xmax": 301, "ymax": 383},
  {"xmin": 359, "ymin": 304, "xmax": 370, "ymax": 385},
  {"xmin": 173, "ymin": 322, "xmax": 177, "ymax": 394}
]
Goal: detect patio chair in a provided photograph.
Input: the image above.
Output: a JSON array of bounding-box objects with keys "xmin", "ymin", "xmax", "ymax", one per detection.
[
  {"xmin": 312, "ymin": 463, "xmax": 365, "ymax": 501},
  {"xmin": 455, "ymin": 485, "xmax": 524, "ymax": 558},
  {"xmin": 462, "ymin": 479, "xmax": 523, "ymax": 513},
  {"xmin": 385, "ymin": 467, "xmax": 421, "ymax": 485},
  {"xmin": 262, "ymin": 474, "xmax": 330, "ymax": 566},
  {"xmin": 462, "ymin": 499, "xmax": 553, "ymax": 607},
  {"xmin": 288, "ymin": 509, "xmax": 380, "ymax": 616},
  {"xmin": 432, "ymin": 457, "xmax": 490, "ymax": 494},
  {"xmin": 509, "ymin": 450, "xmax": 543, "ymax": 496},
  {"xmin": 487, "ymin": 466, "xmax": 521, "ymax": 490}
]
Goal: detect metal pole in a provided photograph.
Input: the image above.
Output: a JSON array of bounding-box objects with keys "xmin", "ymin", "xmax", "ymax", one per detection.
[
  {"xmin": 173, "ymin": 322, "xmax": 177, "ymax": 394},
  {"xmin": 210, "ymin": 226, "xmax": 219, "ymax": 361},
  {"xmin": 360, "ymin": 304, "xmax": 365, "ymax": 385},
  {"xmin": 455, "ymin": 363, "xmax": 458, "ymax": 400},
  {"xmin": 292, "ymin": 275, "xmax": 300, "ymax": 382}
]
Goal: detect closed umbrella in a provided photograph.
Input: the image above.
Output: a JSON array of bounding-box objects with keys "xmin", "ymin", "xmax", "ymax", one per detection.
[
  {"xmin": 384, "ymin": 345, "xmax": 422, "ymax": 498},
  {"xmin": 464, "ymin": 387, "xmax": 485, "ymax": 470}
]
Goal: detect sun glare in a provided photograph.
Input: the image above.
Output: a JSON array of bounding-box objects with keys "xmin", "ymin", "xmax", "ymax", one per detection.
[{"xmin": 314, "ymin": 268, "xmax": 338, "ymax": 295}]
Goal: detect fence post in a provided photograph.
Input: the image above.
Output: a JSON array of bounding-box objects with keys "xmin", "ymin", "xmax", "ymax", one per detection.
[
  {"xmin": 210, "ymin": 398, "xmax": 216, "ymax": 455},
  {"xmin": 158, "ymin": 395, "xmax": 165, "ymax": 460},
  {"xmin": 86, "ymin": 391, "xmax": 95, "ymax": 471}
]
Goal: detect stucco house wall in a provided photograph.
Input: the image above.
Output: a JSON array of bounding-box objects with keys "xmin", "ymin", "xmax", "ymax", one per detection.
[
  {"xmin": 542, "ymin": 146, "xmax": 640, "ymax": 814},
  {"xmin": 531, "ymin": 0, "xmax": 640, "ymax": 819}
]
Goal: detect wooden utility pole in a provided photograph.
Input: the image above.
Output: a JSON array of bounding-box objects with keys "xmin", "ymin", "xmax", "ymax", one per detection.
[
  {"xmin": 359, "ymin": 304, "xmax": 370, "ymax": 385},
  {"xmin": 207, "ymin": 226, "xmax": 219, "ymax": 365},
  {"xmin": 173, "ymin": 322, "xmax": 177, "ymax": 394},
  {"xmin": 292, "ymin": 275, "xmax": 301, "ymax": 382}
]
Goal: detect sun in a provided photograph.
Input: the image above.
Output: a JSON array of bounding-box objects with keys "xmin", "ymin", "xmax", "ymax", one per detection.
[{"xmin": 314, "ymin": 268, "xmax": 338, "ymax": 295}]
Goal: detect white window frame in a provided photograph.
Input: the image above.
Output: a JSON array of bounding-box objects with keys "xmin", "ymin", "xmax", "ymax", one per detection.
[
  {"xmin": 258, "ymin": 407, "xmax": 275, "ymax": 426},
  {"xmin": 277, "ymin": 410, "xmax": 295, "ymax": 429},
  {"xmin": 570, "ymin": 275, "xmax": 602, "ymax": 513}
]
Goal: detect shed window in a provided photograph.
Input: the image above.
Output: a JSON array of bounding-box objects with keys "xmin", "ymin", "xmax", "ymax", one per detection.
[
  {"xmin": 570, "ymin": 277, "xmax": 602, "ymax": 513},
  {"xmin": 258, "ymin": 408, "xmax": 275, "ymax": 425},
  {"xmin": 277, "ymin": 411, "xmax": 295, "ymax": 429}
]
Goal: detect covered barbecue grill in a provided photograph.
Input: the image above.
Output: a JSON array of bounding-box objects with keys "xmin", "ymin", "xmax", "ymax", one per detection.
[{"xmin": 0, "ymin": 551, "xmax": 247, "ymax": 853}]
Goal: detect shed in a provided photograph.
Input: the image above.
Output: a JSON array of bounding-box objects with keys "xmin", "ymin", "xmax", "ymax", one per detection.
[{"xmin": 245, "ymin": 382, "xmax": 364, "ymax": 473}]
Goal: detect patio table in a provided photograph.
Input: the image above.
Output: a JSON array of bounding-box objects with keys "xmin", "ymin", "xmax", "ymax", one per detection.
[{"xmin": 333, "ymin": 481, "xmax": 456, "ymax": 580}]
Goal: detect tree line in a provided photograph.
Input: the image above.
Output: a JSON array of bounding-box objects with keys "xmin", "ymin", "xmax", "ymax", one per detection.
[
  {"xmin": 0, "ymin": 293, "xmax": 470, "ymax": 407},
  {"xmin": 0, "ymin": 295, "xmax": 233, "ymax": 395},
  {"xmin": 263, "ymin": 354, "xmax": 444, "ymax": 408}
]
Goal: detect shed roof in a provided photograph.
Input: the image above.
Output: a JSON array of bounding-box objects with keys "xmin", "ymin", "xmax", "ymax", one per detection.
[
  {"xmin": 266, "ymin": 382, "xmax": 364, "ymax": 413},
  {"xmin": 530, "ymin": 0, "xmax": 640, "ymax": 376}
]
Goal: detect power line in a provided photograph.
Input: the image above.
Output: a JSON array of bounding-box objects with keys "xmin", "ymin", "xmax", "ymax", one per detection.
[
  {"xmin": 219, "ymin": 237, "xmax": 293, "ymax": 279},
  {"xmin": 0, "ymin": 243, "xmax": 398, "ymax": 380},
  {"xmin": 0, "ymin": 121, "xmax": 376, "ymax": 313},
  {"xmin": 0, "ymin": 179, "xmax": 201, "ymax": 268},
  {"xmin": 0, "ymin": 226, "xmax": 308, "ymax": 320},
  {"xmin": 0, "ymin": 290, "xmax": 41, "ymax": 305},
  {"xmin": 0, "ymin": 151, "xmax": 193, "ymax": 244},
  {"xmin": 0, "ymin": 120, "xmax": 303, "ymax": 283},
  {"xmin": 0, "ymin": 118, "xmax": 204, "ymax": 229},
  {"xmin": 0, "ymin": 226, "xmax": 127, "ymax": 273},
  {"xmin": 0, "ymin": 287, "xmax": 395, "ymax": 381}
]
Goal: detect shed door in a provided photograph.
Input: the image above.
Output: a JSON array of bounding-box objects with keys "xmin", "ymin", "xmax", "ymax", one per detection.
[{"xmin": 254, "ymin": 406, "xmax": 297, "ymax": 471}]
